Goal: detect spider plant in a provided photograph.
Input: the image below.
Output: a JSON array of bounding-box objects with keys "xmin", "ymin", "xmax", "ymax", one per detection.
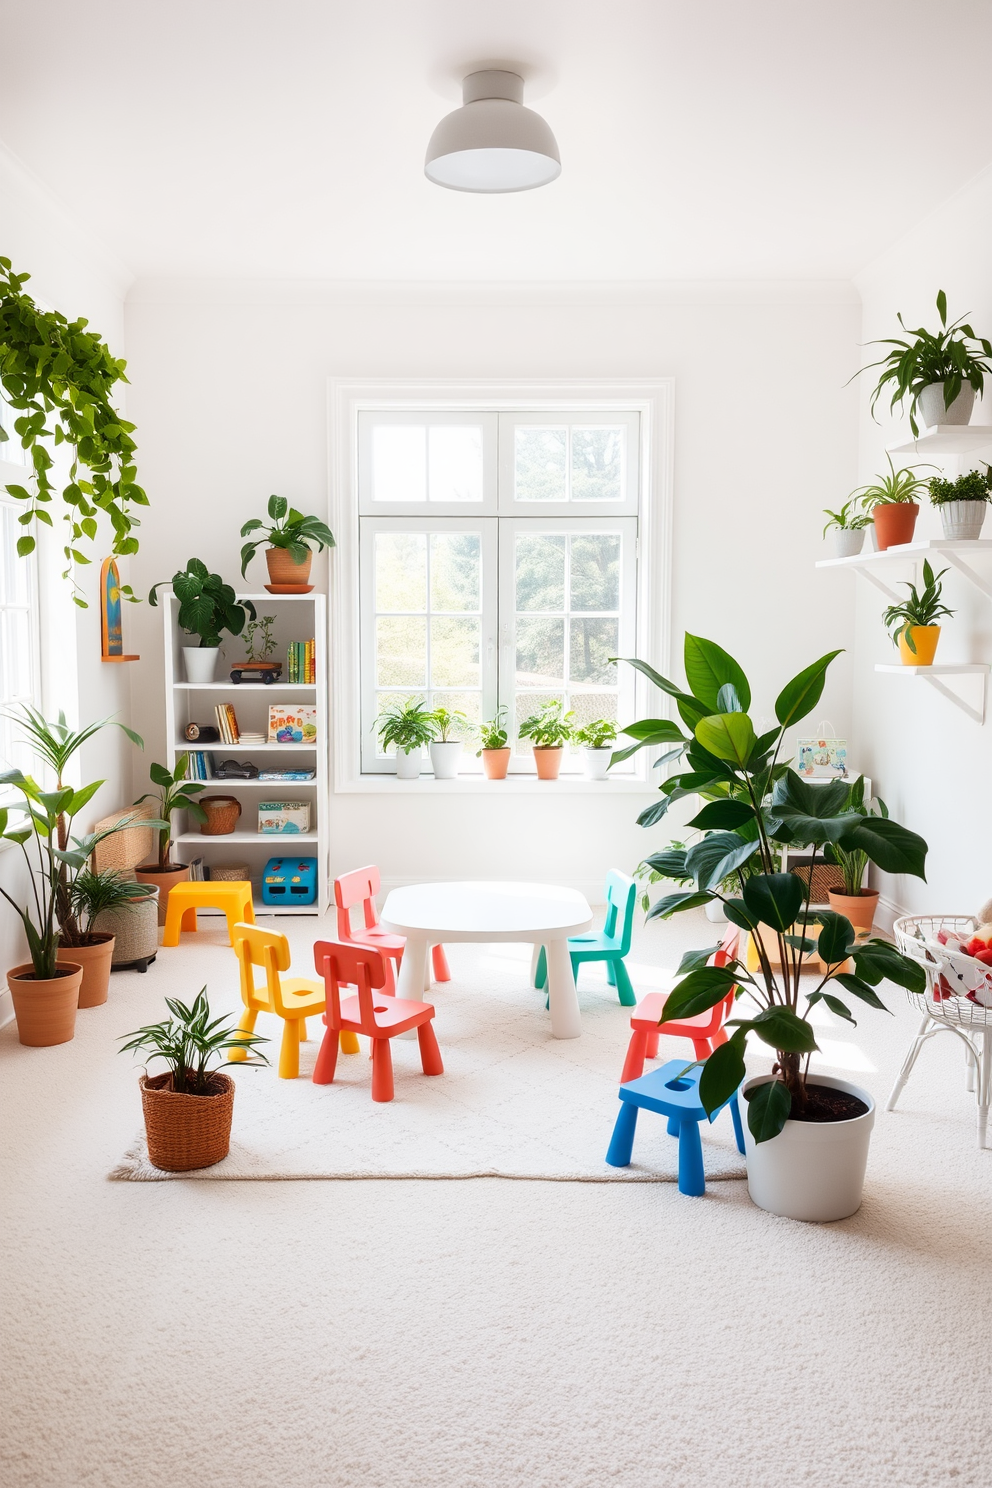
[
  {"xmin": 851, "ymin": 453, "xmax": 936, "ymax": 510},
  {"xmin": 821, "ymin": 498, "xmax": 872, "ymax": 536},
  {"xmin": 71, "ymin": 869, "xmax": 149, "ymax": 936},
  {"xmin": 882, "ymin": 560, "xmax": 955, "ymax": 653},
  {"xmin": 119, "ymin": 987, "xmax": 269, "ymax": 1095},
  {"xmin": 852, "ymin": 289, "xmax": 992, "ymax": 437}
]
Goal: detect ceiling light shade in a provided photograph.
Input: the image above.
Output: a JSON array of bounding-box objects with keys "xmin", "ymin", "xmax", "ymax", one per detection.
[{"xmin": 425, "ymin": 70, "xmax": 561, "ymax": 194}]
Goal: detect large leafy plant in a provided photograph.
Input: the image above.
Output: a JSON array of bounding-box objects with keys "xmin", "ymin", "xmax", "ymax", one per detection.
[
  {"xmin": 0, "ymin": 257, "xmax": 148, "ymax": 604},
  {"xmin": 120, "ymin": 988, "xmax": 269, "ymax": 1095},
  {"xmin": 616, "ymin": 634, "xmax": 928, "ymax": 1142},
  {"xmin": 239, "ymin": 494, "xmax": 335, "ymax": 577},
  {"xmin": 149, "ymin": 558, "xmax": 256, "ymax": 648}
]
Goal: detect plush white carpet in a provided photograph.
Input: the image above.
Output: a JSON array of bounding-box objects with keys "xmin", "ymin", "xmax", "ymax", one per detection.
[
  {"xmin": 3, "ymin": 908, "xmax": 992, "ymax": 1488},
  {"xmin": 109, "ymin": 937, "xmax": 745, "ymax": 1182}
]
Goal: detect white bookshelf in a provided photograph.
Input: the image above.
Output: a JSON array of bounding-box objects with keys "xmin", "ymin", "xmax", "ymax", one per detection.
[{"xmin": 163, "ymin": 592, "xmax": 328, "ymax": 916}]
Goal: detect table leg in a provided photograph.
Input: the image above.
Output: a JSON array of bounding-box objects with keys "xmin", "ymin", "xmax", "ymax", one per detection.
[
  {"xmin": 545, "ymin": 938, "xmax": 581, "ymax": 1039},
  {"xmin": 529, "ymin": 943, "xmax": 543, "ymax": 985},
  {"xmin": 396, "ymin": 935, "xmax": 431, "ymax": 1037}
]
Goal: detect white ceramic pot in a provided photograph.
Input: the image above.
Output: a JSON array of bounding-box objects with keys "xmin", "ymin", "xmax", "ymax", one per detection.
[
  {"xmin": 183, "ymin": 646, "xmax": 220, "ymax": 684},
  {"xmin": 583, "ymin": 747, "xmax": 613, "ymax": 780},
  {"xmin": 429, "ymin": 740, "xmax": 463, "ymax": 780},
  {"xmin": 830, "ymin": 528, "xmax": 865, "ymax": 559},
  {"xmin": 939, "ymin": 500, "xmax": 988, "ymax": 541},
  {"xmin": 918, "ymin": 381, "xmax": 975, "ymax": 429},
  {"xmin": 704, "ymin": 898, "xmax": 729, "ymax": 923},
  {"xmin": 395, "ymin": 747, "xmax": 422, "ymax": 780},
  {"xmin": 742, "ymin": 1073, "xmax": 875, "ymax": 1222}
]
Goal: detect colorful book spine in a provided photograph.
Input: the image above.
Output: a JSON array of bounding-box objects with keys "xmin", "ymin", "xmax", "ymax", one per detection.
[{"xmin": 225, "ymin": 703, "xmax": 240, "ymax": 743}]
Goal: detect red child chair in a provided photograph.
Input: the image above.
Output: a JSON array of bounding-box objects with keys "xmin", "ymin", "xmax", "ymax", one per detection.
[
  {"xmin": 334, "ymin": 865, "xmax": 450, "ymax": 995},
  {"xmin": 619, "ymin": 926, "xmax": 741, "ymax": 1085},
  {"xmin": 312, "ymin": 939, "xmax": 444, "ymax": 1103}
]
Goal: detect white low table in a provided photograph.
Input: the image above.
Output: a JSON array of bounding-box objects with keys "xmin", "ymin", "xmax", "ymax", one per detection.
[{"xmin": 381, "ymin": 881, "xmax": 594, "ymax": 1040}]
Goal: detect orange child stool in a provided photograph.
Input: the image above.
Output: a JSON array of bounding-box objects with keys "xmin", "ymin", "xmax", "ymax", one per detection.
[
  {"xmin": 619, "ymin": 927, "xmax": 741, "ymax": 1085},
  {"xmin": 312, "ymin": 939, "xmax": 443, "ymax": 1103},
  {"xmin": 230, "ymin": 923, "xmax": 360, "ymax": 1079},
  {"xmin": 163, "ymin": 880, "xmax": 255, "ymax": 948},
  {"xmin": 334, "ymin": 865, "xmax": 450, "ymax": 993}
]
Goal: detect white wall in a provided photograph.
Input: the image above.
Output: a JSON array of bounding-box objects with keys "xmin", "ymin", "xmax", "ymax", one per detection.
[
  {"xmin": 122, "ymin": 279, "xmax": 862, "ymax": 895},
  {"xmin": 854, "ymin": 165, "xmax": 992, "ymax": 918}
]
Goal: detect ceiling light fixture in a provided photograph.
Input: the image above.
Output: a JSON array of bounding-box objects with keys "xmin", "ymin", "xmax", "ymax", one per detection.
[{"xmin": 424, "ymin": 69, "xmax": 561, "ymax": 194}]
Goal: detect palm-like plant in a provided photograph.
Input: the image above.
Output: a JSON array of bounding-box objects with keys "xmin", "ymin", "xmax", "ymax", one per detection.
[
  {"xmin": 71, "ymin": 869, "xmax": 149, "ymax": 936},
  {"xmin": 134, "ymin": 756, "xmax": 207, "ymax": 869},
  {"xmin": 119, "ymin": 988, "xmax": 269, "ymax": 1095},
  {"xmin": 239, "ymin": 495, "xmax": 336, "ymax": 577},
  {"xmin": 882, "ymin": 560, "xmax": 955, "ymax": 653}
]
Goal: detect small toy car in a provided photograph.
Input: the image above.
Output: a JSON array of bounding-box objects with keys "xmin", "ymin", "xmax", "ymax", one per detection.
[{"xmin": 230, "ymin": 662, "xmax": 283, "ymax": 685}]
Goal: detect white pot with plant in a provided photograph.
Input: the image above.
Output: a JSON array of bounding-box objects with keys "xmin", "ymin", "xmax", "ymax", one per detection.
[
  {"xmin": 853, "ymin": 288, "xmax": 992, "ymax": 436},
  {"xmin": 429, "ymin": 707, "xmax": 468, "ymax": 780},
  {"xmin": 239, "ymin": 494, "xmax": 336, "ymax": 591},
  {"xmin": 573, "ymin": 718, "xmax": 618, "ymax": 780},
  {"xmin": 618, "ymin": 632, "xmax": 928, "ymax": 1221},
  {"xmin": 929, "ymin": 467, "xmax": 991, "ymax": 541},
  {"xmin": 374, "ymin": 698, "xmax": 437, "ymax": 780},
  {"xmin": 519, "ymin": 700, "xmax": 575, "ymax": 780},
  {"xmin": 475, "ymin": 708, "xmax": 511, "ymax": 779},
  {"xmin": 149, "ymin": 558, "xmax": 257, "ymax": 684},
  {"xmin": 821, "ymin": 499, "xmax": 871, "ymax": 559}
]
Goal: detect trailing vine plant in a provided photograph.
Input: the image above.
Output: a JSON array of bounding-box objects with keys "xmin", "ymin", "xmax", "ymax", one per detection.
[{"xmin": 0, "ymin": 257, "xmax": 147, "ymax": 605}]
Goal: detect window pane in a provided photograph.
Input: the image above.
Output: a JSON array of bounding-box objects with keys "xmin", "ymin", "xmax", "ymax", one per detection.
[
  {"xmin": 515, "ymin": 427, "xmax": 567, "ymax": 503},
  {"xmin": 568, "ymin": 691, "xmax": 618, "ymax": 735},
  {"xmin": 516, "ymin": 617, "xmax": 565, "ymax": 690},
  {"xmin": 571, "ymin": 427, "xmax": 624, "ymax": 502},
  {"xmin": 376, "ymin": 616, "xmax": 426, "ymax": 687},
  {"xmin": 431, "ymin": 617, "xmax": 480, "ymax": 687},
  {"xmin": 570, "ymin": 533, "xmax": 621, "ymax": 611},
  {"xmin": 429, "ymin": 426, "xmax": 483, "ymax": 503},
  {"xmin": 372, "ymin": 425, "xmax": 427, "ymax": 503},
  {"xmin": 515, "ymin": 532, "xmax": 565, "ymax": 612},
  {"xmin": 2, "ymin": 609, "xmax": 32, "ymax": 700},
  {"xmin": 375, "ymin": 532, "xmax": 427, "ymax": 612},
  {"xmin": 569, "ymin": 618, "xmax": 619, "ymax": 685},
  {"xmin": 430, "ymin": 691, "xmax": 482, "ymax": 729},
  {"xmin": 430, "ymin": 533, "xmax": 480, "ymax": 611}
]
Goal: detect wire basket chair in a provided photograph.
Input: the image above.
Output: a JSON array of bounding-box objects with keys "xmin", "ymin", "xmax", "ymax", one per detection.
[{"xmin": 888, "ymin": 914, "xmax": 992, "ymax": 1148}]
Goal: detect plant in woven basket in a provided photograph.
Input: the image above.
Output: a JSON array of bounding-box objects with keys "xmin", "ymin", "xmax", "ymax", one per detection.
[
  {"xmin": 70, "ymin": 869, "xmax": 148, "ymax": 935},
  {"xmin": 882, "ymin": 560, "xmax": 955, "ymax": 654},
  {"xmin": 119, "ymin": 987, "xmax": 269, "ymax": 1094},
  {"xmin": 614, "ymin": 632, "xmax": 928, "ymax": 1141}
]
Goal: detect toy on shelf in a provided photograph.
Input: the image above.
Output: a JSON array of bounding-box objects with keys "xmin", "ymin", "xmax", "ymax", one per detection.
[{"xmin": 262, "ymin": 856, "xmax": 318, "ymax": 906}]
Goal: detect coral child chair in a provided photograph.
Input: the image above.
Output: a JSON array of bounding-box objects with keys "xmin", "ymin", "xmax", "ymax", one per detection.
[
  {"xmin": 619, "ymin": 926, "xmax": 741, "ymax": 1085},
  {"xmin": 230, "ymin": 923, "xmax": 360, "ymax": 1080},
  {"xmin": 535, "ymin": 869, "xmax": 638, "ymax": 1006},
  {"xmin": 312, "ymin": 939, "xmax": 443, "ymax": 1103},
  {"xmin": 334, "ymin": 865, "xmax": 450, "ymax": 994}
]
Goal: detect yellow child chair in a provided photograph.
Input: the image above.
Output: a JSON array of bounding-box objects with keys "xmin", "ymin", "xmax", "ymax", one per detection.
[{"xmin": 230, "ymin": 923, "xmax": 360, "ymax": 1079}]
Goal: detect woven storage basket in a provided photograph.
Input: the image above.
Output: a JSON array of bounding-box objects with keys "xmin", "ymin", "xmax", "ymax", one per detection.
[
  {"xmin": 139, "ymin": 1071, "xmax": 235, "ymax": 1171},
  {"xmin": 790, "ymin": 863, "xmax": 846, "ymax": 902},
  {"xmin": 210, "ymin": 862, "xmax": 252, "ymax": 883},
  {"xmin": 198, "ymin": 795, "xmax": 243, "ymax": 835}
]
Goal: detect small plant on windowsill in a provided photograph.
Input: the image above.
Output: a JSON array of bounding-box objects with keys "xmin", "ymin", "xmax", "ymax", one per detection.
[
  {"xmin": 882, "ymin": 559, "xmax": 955, "ymax": 667},
  {"xmin": 821, "ymin": 498, "xmax": 873, "ymax": 559},
  {"xmin": 928, "ymin": 466, "xmax": 992, "ymax": 540},
  {"xmin": 374, "ymin": 698, "xmax": 438, "ymax": 781},
  {"xmin": 429, "ymin": 706, "xmax": 469, "ymax": 781},
  {"xmin": 573, "ymin": 718, "xmax": 618, "ymax": 781},
  {"xmin": 475, "ymin": 708, "xmax": 511, "ymax": 780},
  {"xmin": 519, "ymin": 700, "xmax": 576, "ymax": 781}
]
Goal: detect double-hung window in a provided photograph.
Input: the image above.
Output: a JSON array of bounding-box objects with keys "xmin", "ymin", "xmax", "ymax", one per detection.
[
  {"xmin": 358, "ymin": 408, "xmax": 640, "ymax": 774},
  {"xmin": 0, "ymin": 393, "xmax": 41, "ymax": 796}
]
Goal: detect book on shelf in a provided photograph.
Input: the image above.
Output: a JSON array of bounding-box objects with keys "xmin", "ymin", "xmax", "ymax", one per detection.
[
  {"xmin": 267, "ymin": 704, "xmax": 317, "ymax": 744},
  {"xmin": 286, "ymin": 639, "xmax": 316, "ymax": 684},
  {"xmin": 213, "ymin": 703, "xmax": 243, "ymax": 744},
  {"xmin": 258, "ymin": 767, "xmax": 316, "ymax": 781}
]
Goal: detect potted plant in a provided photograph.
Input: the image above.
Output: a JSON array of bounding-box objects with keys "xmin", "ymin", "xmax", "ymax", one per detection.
[
  {"xmin": 133, "ymin": 756, "xmax": 208, "ymax": 919},
  {"xmin": 854, "ymin": 289, "xmax": 992, "ymax": 436},
  {"xmin": 475, "ymin": 708, "xmax": 511, "ymax": 779},
  {"xmin": 618, "ymin": 632, "xmax": 927, "ymax": 1220},
  {"xmin": 149, "ymin": 558, "xmax": 256, "ymax": 684},
  {"xmin": 820, "ymin": 779, "xmax": 884, "ymax": 935},
  {"xmin": 231, "ymin": 614, "xmax": 282, "ymax": 683},
  {"xmin": 374, "ymin": 697, "xmax": 438, "ymax": 779},
  {"xmin": 929, "ymin": 467, "xmax": 992, "ymax": 541},
  {"xmin": 851, "ymin": 454, "xmax": 935, "ymax": 551},
  {"xmin": 239, "ymin": 494, "xmax": 336, "ymax": 590},
  {"xmin": 573, "ymin": 718, "xmax": 618, "ymax": 780},
  {"xmin": 119, "ymin": 988, "xmax": 268, "ymax": 1172},
  {"xmin": 428, "ymin": 706, "xmax": 469, "ymax": 780},
  {"xmin": 68, "ymin": 870, "xmax": 149, "ymax": 1005},
  {"xmin": 519, "ymin": 700, "xmax": 575, "ymax": 780},
  {"xmin": 821, "ymin": 498, "xmax": 872, "ymax": 559},
  {"xmin": 93, "ymin": 881, "xmax": 161, "ymax": 973},
  {"xmin": 882, "ymin": 559, "xmax": 954, "ymax": 666}
]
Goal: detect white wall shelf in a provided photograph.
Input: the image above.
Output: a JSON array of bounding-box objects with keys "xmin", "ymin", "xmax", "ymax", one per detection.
[
  {"xmin": 175, "ymin": 682, "xmax": 317, "ymax": 692},
  {"xmin": 887, "ymin": 426, "xmax": 992, "ymax": 455},
  {"xmin": 174, "ymin": 831, "xmax": 319, "ymax": 845},
  {"xmin": 874, "ymin": 663, "xmax": 989, "ymax": 724},
  {"xmin": 816, "ymin": 539, "xmax": 992, "ymax": 604}
]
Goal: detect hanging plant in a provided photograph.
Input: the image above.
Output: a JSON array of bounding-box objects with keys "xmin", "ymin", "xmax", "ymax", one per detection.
[{"xmin": 0, "ymin": 256, "xmax": 148, "ymax": 605}]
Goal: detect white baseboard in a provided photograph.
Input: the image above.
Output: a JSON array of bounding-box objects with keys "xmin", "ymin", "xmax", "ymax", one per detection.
[{"xmin": 876, "ymin": 894, "xmax": 909, "ymax": 937}]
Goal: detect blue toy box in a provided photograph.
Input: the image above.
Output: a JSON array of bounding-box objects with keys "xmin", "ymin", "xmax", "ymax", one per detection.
[{"xmin": 261, "ymin": 856, "xmax": 318, "ymax": 906}]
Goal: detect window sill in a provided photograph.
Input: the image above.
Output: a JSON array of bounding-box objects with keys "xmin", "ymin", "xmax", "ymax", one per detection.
[{"xmin": 337, "ymin": 775, "xmax": 657, "ymax": 795}]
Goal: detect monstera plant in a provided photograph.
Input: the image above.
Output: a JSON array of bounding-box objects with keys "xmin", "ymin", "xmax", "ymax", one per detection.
[{"xmin": 615, "ymin": 635, "xmax": 928, "ymax": 1143}]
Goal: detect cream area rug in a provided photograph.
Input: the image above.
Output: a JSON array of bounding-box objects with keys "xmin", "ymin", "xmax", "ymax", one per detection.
[{"xmin": 110, "ymin": 938, "xmax": 747, "ymax": 1182}]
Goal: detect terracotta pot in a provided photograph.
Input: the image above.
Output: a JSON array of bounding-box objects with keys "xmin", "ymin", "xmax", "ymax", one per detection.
[
  {"xmin": 827, "ymin": 888, "xmax": 880, "ymax": 934},
  {"xmin": 135, "ymin": 863, "xmax": 189, "ymax": 925},
  {"xmin": 198, "ymin": 795, "xmax": 243, "ymax": 835},
  {"xmin": 872, "ymin": 502, "xmax": 918, "ymax": 551},
  {"xmin": 482, "ymin": 747, "xmax": 511, "ymax": 780},
  {"xmin": 897, "ymin": 625, "xmax": 941, "ymax": 666},
  {"xmin": 265, "ymin": 547, "xmax": 312, "ymax": 586},
  {"xmin": 59, "ymin": 933, "xmax": 115, "ymax": 1008},
  {"xmin": 140, "ymin": 1070, "xmax": 235, "ymax": 1172},
  {"xmin": 534, "ymin": 747, "xmax": 563, "ymax": 780},
  {"xmin": 7, "ymin": 962, "xmax": 82, "ymax": 1046}
]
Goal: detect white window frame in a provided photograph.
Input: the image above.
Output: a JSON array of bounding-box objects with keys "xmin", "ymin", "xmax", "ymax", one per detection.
[
  {"xmin": 329, "ymin": 380, "xmax": 674, "ymax": 794},
  {"xmin": 358, "ymin": 410, "xmax": 498, "ymax": 516},
  {"xmin": 497, "ymin": 410, "xmax": 640, "ymax": 516}
]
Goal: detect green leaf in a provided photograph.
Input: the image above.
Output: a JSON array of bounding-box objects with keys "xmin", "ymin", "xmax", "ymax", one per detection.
[
  {"xmin": 742, "ymin": 872, "xmax": 804, "ymax": 932},
  {"xmin": 676, "ymin": 943, "xmax": 724, "ymax": 974},
  {"xmin": 267, "ymin": 493, "xmax": 288, "ymax": 520},
  {"xmin": 686, "ymin": 799, "xmax": 755, "ymax": 831},
  {"xmin": 774, "ymin": 651, "xmax": 843, "ymax": 727},
  {"xmin": 723, "ymin": 898, "xmax": 761, "ymax": 932},
  {"xmin": 851, "ymin": 939, "xmax": 925, "ymax": 994},
  {"xmin": 636, "ymin": 798, "xmax": 673, "ymax": 829},
  {"xmin": 694, "ymin": 712, "xmax": 757, "ymax": 767},
  {"xmin": 641, "ymin": 848, "xmax": 689, "ymax": 880},
  {"xmin": 831, "ymin": 972, "xmax": 889, "ymax": 1011},
  {"xmin": 685, "ymin": 832, "xmax": 760, "ymax": 891},
  {"xmin": 683, "ymin": 634, "xmax": 752, "ymax": 712},
  {"xmin": 645, "ymin": 890, "xmax": 714, "ymax": 921},
  {"xmin": 659, "ymin": 966, "xmax": 738, "ymax": 1021},
  {"xmin": 768, "ymin": 769, "xmax": 861, "ymax": 845},
  {"xmin": 698, "ymin": 1030, "xmax": 747, "ymax": 1116},
  {"xmin": 149, "ymin": 761, "xmax": 173, "ymax": 788},
  {"xmin": 815, "ymin": 910, "xmax": 855, "ymax": 965},
  {"xmin": 838, "ymin": 816, "xmax": 927, "ymax": 881},
  {"xmin": 619, "ymin": 718, "xmax": 687, "ymax": 743},
  {"xmin": 821, "ymin": 993, "xmax": 857, "ymax": 1025},
  {"xmin": 747, "ymin": 1079, "xmax": 792, "ymax": 1143}
]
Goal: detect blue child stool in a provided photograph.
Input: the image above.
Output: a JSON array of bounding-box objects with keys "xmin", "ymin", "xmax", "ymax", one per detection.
[{"xmin": 605, "ymin": 1059, "xmax": 746, "ymax": 1195}]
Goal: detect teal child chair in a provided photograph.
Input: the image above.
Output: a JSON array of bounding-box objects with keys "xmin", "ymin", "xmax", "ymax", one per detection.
[{"xmin": 535, "ymin": 869, "xmax": 637, "ymax": 1007}]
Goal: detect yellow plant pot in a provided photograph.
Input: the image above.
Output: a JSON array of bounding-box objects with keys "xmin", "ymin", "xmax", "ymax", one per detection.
[{"xmin": 897, "ymin": 625, "xmax": 940, "ymax": 666}]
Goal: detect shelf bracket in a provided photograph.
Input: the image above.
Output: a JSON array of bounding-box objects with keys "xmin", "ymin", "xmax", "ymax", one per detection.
[
  {"xmin": 853, "ymin": 566, "xmax": 905, "ymax": 605},
  {"xmin": 941, "ymin": 551, "xmax": 992, "ymax": 603},
  {"xmin": 922, "ymin": 671, "xmax": 987, "ymax": 724}
]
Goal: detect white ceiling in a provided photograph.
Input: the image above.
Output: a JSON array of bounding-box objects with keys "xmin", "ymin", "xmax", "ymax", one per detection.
[{"xmin": 3, "ymin": 0, "xmax": 992, "ymax": 284}]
